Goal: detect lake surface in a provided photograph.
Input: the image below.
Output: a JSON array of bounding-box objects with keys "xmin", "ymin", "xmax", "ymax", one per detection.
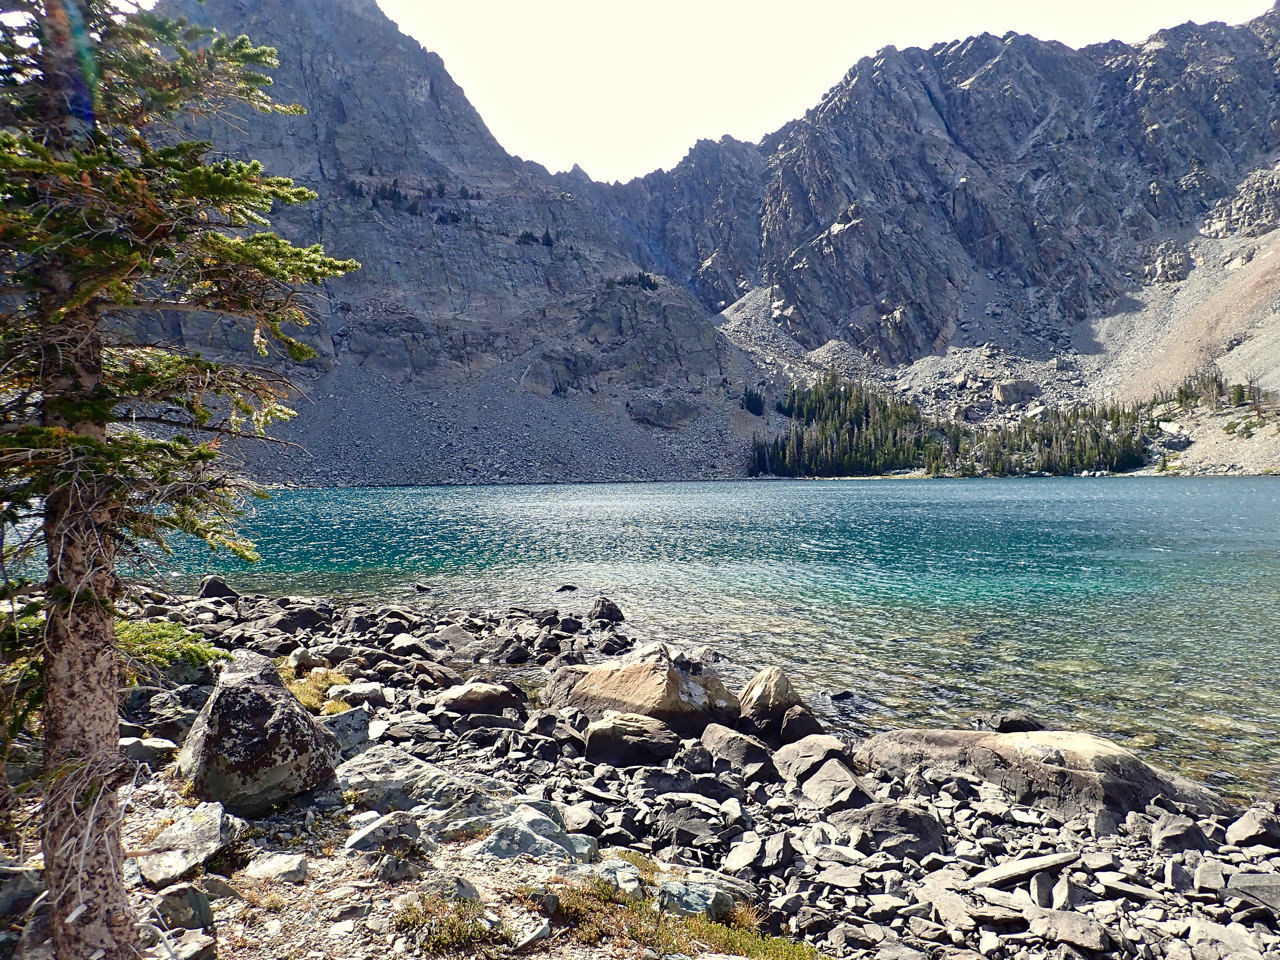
[{"xmin": 175, "ymin": 478, "xmax": 1280, "ymax": 795}]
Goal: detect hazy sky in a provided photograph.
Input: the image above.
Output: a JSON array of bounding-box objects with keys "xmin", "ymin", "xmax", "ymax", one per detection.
[{"xmin": 377, "ymin": 1, "xmax": 1272, "ymax": 183}]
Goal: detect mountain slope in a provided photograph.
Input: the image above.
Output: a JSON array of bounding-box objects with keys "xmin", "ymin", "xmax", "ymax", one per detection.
[{"xmin": 159, "ymin": 0, "xmax": 1280, "ymax": 482}]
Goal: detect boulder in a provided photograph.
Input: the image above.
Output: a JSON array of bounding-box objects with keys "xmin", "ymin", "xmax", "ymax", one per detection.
[
  {"xmin": 319, "ymin": 705, "xmax": 372, "ymax": 758},
  {"xmin": 799, "ymin": 758, "xmax": 873, "ymax": 811},
  {"xmin": 434, "ymin": 623, "xmax": 475, "ymax": 647},
  {"xmin": 587, "ymin": 597, "xmax": 625, "ymax": 623},
  {"xmin": 344, "ymin": 811, "xmax": 430, "ymax": 857},
  {"xmin": 336, "ymin": 743, "xmax": 483, "ymax": 813},
  {"xmin": 1151, "ymin": 813, "xmax": 1210, "ymax": 854},
  {"xmin": 992, "ymin": 379, "xmax": 1038, "ymax": 405},
  {"xmin": 774, "ymin": 734, "xmax": 850, "ymax": 784},
  {"xmin": 244, "ymin": 853, "xmax": 308, "ymax": 882},
  {"xmin": 461, "ymin": 805, "xmax": 593, "ymax": 862},
  {"xmin": 1026, "ymin": 907, "xmax": 1112, "ymax": 952},
  {"xmin": 855, "ymin": 729, "xmax": 1231, "ymax": 818},
  {"xmin": 150, "ymin": 883, "xmax": 213, "ymax": 931},
  {"xmin": 326, "ymin": 681, "xmax": 387, "ymax": 709},
  {"xmin": 722, "ymin": 832, "xmax": 796, "ymax": 875},
  {"xmin": 656, "ymin": 880, "xmax": 733, "ymax": 921},
  {"xmin": 1228, "ymin": 873, "xmax": 1280, "ymax": 913},
  {"xmin": 584, "ymin": 712, "xmax": 681, "ymax": 766},
  {"xmin": 545, "ymin": 643, "xmax": 738, "ymax": 735},
  {"xmin": 1226, "ymin": 807, "xmax": 1280, "ymax": 848},
  {"xmin": 120, "ymin": 736, "xmax": 178, "ymax": 766},
  {"xmin": 138, "ymin": 802, "xmax": 245, "ymax": 888},
  {"xmin": 700, "ymin": 723, "xmax": 777, "ymax": 782},
  {"xmin": 738, "ymin": 666, "xmax": 802, "ymax": 742},
  {"xmin": 286, "ymin": 647, "xmax": 328, "ymax": 674},
  {"xmin": 779, "ymin": 705, "xmax": 825, "ymax": 744},
  {"xmin": 434, "ymin": 682, "xmax": 522, "ymax": 715},
  {"xmin": 980, "ymin": 711, "xmax": 1046, "ymax": 733},
  {"xmin": 828, "ymin": 802, "xmax": 948, "ymax": 860},
  {"xmin": 176, "ymin": 651, "xmax": 341, "ymax": 817},
  {"xmin": 196, "ymin": 575, "xmax": 239, "ymax": 601},
  {"xmin": 160, "ymin": 929, "xmax": 216, "ymax": 960}
]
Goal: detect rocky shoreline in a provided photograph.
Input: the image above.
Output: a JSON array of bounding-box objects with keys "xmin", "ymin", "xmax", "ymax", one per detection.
[{"xmin": 5, "ymin": 582, "xmax": 1279, "ymax": 960}]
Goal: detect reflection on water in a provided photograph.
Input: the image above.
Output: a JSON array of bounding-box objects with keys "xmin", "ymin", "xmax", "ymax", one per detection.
[{"xmin": 173, "ymin": 477, "xmax": 1280, "ymax": 794}]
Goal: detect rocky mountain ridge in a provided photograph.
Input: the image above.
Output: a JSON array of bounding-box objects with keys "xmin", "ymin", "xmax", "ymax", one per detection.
[{"xmin": 161, "ymin": 0, "xmax": 1280, "ymax": 483}]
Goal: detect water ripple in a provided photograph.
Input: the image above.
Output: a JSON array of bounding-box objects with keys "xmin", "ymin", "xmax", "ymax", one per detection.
[{"xmin": 176, "ymin": 477, "xmax": 1280, "ymax": 794}]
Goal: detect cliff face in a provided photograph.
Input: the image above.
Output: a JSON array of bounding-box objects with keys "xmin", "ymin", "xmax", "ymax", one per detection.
[
  {"xmin": 588, "ymin": 14, "xmax": 1280, "ymax": 364},
  {"xmin": 160, "ymin": 0, "xmax": 1280, "ymax": 483},
  {"xmin": 163, "ymin": 0, "xmax": 751, "ymax": 484}
]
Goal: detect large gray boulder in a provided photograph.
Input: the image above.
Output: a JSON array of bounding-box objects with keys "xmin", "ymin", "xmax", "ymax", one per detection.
[
  {"xmin": 176, "ymin": 650, "xmax": 341, "ymax": 817},
  {"xmin": 584, "ymin": 711, "xmax": 681, "ymax": 767},
  {"xmin": 856, "ymin": 729, "xmax": 1232, "ymax": 819},
  {"xmin": 543, "ymin": 643, "xmax": 738, "ymax": 735},
  {"xmin": 700, "ymin": 723, "xmax": 776, "ymax": 782},
  {"xmin": 828, "ymin": 802, "xmax": 948, "ymax": 860},
  {"xmin": 336, "ymin": 743, "xmax": 485, "ymax": 813}
]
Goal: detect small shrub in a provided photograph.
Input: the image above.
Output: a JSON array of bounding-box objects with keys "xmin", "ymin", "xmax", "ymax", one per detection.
[
  {"xmin": 116, "ymin": 620, "xmax": 229, "ymax": 682},
  {"xmin": 529, "ymin": 878, "xmax": 821, "ymax": 960},
  {"xmin": 392, "ymin": 894, "xmax": 506, "ymax": 955}
]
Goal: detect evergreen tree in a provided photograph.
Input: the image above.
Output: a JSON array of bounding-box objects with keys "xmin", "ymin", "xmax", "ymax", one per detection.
[
  {"xmin": 0, "ymin": 4, "xmax": 357, "ymax": 956},
  {"xmin": 752, "ymin": 374, "xmax": 1150, "ymax": 478}
]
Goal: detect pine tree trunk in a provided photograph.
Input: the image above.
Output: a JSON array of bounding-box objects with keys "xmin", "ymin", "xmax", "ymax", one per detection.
[
  {"xmin": 39, "ymin": 297, "xmax": 137, "ymax": 958},
  {"xmin": 31, "ymin": 7, "xmax": 140, "ymax": 951}
]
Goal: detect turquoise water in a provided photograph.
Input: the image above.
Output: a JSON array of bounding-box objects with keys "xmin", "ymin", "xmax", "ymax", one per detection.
[{"xmin": 176, "ymin": 478, "xmax": 1280, "ymax": 794}]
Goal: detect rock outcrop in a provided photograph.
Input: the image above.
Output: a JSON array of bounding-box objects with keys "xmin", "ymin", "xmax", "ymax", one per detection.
[{"xmin": 856, "ymin": 728, "xmax": 1234, "ymax": 819}]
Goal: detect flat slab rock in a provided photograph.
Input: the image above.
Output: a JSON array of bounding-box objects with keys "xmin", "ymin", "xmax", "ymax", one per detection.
[
  {"xmin": 856, "ymin": 728, "xmax": 1232, "ymax": 818},
  {"xmin": 965, "ymin": 851, "xmax": 1080, "ymax": 890}
]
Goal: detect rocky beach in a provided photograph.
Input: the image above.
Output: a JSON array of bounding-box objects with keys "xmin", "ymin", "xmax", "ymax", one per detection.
[{"xmin": 5, "ymin": 580, "xmax": 1279, "ymax": 960}]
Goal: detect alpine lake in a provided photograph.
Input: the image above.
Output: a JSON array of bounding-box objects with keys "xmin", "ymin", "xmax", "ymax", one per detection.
[{"xmin": 169, "ymin": 477, "xmax": 1280, "ymax": 797}]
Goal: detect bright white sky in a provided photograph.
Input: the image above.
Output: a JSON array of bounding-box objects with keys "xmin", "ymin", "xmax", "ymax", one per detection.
[{"xmin": 377, "ymin": 0, "xmax": 1272, "ymax": 183}]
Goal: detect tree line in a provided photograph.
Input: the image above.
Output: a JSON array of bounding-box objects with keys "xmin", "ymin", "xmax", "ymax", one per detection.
[{"xmin": 750, "ymin": 375, "xmax": 1151, "ymax": 477}]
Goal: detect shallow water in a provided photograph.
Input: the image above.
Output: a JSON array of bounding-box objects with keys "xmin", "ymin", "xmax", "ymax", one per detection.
[{"xmin": 172, "ymin": 477, "xmax": 1280, "ymax": 794}]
